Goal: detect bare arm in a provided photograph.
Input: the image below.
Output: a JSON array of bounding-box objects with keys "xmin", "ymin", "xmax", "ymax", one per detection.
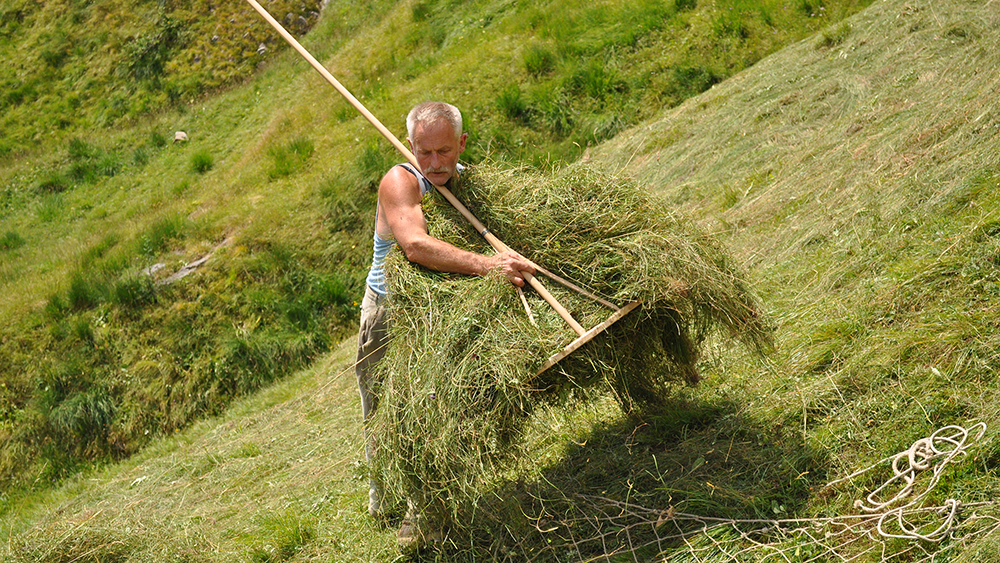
[{"xmin": 377, "ymin": 167, "xmax": 534, "ymax": 286}]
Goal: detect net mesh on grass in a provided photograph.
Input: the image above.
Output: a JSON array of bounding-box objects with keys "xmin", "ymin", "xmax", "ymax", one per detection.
[
  {"xmin": 503, "ymin": 424, "xmax": 998, "ymax": 563},
  {"xmin": 369, "ymin": 161, "xmax": 773, "ymax": 519}
]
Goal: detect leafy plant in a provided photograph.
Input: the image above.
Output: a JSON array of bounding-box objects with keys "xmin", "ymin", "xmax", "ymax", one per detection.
[
  {"xmin": 268, "ymin": 137, "xmax": 314, "ymax": 179},
  {"xmin": 117, "ymin": 9, "xmax": 182, "ymax": 83},
  {"xmin": 670, "ymin": 64, "xmax": 722, "ymax": 99},
  {"xmin": 36, "ymin": 193, "xmax": 63, "ymax": 221},
  {"xmin": 524, "ymin": 43, "xmax": 556, "ymax": 76},
  {"xmin": 249, "ymin": 511, "xmax": 316, "ymax": 562},
  {"xmin": 111, "ymin": 275, "xmax": 157, "ymax": 309},
  {"xmin": 148, "ymin": 130, "xmax": 168, "ymax": 148},
  {"xmin": 34, "ymin": 172, "xmax": 69, "ymax": 194},
  {"xmin": 569, "ymin": 60, "xmax": 625, "ymax": 101},
  {"xmin": 355, "ymin": 141, "xmax": 394, "ymax": 187},
  {"xmin": 817, "ymin": 21, "xmax": 851, "ymax": 48},
  {"xmin": 190, "ymin": 149, "xmax": 214, "ymax": 174},
  {"xmin": 140, "ymin": 215, "xmax": 188, "ymax": 256},
  {"xmin": 0, "ymin": 230, "xmax": 25, "ymax": 251},
  {"xmin": 495, "ymin": 83, "xmax": 530, "ymax": 122}
]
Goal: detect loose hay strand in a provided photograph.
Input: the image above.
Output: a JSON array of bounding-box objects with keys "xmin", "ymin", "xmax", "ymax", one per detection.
[{"xmin": 371, "ymin": 160, "xmax": 774, "ymax": 521}]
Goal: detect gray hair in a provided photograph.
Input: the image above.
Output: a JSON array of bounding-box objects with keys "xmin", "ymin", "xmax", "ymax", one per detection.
[{"xmin": 406, "ymin": 101, "xmax": 463, "ymax": 140}]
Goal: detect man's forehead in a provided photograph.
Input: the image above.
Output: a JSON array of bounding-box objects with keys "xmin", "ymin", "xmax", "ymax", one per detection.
[
  {"xmin": 412, "ymin": 119, "xmax": 459, "ymax": 144},
  {"xmin": 415, "ymin": 117, "xmax": 457, "ymax": 133}
]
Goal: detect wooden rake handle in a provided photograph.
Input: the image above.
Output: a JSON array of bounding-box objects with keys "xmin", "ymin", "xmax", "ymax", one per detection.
[
  {"xmin": 246, "ymin": 0, "xmax": 593, "ymax": 334},
  {"xmin": 430, "ymin": 185, "xmax": 586, "ymax": 334}
]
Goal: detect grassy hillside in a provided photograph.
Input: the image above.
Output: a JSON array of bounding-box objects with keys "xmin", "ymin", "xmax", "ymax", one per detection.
[
  {"xmin": 0, "ymin": 0, "xmax": 870, "ymax": 495},
  {"xmin": 0, "ymin": 0, "xmax": 325, "ymax": 154},
  {"xmin": 595, "ymin": 0, "xmax": 1000, "ymax": 558},
  {"xmin": 10, "ymin": 0, "xmax": 1000, "ymax": 561},
  {"xmin": 600, "ymin": 0, "xmax": 1000, "ymax": 471}
]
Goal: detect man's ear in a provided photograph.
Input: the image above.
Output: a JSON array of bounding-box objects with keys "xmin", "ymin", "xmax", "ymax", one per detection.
[{"xmin": 458, "ymin": 132, "xmax": 467, "ymax": 154}]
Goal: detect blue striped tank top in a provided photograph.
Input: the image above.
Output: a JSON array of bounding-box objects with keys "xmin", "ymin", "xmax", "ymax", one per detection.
[{"xmin": 364, "ymin": 163, "xmax": 440, "ymax": 296}]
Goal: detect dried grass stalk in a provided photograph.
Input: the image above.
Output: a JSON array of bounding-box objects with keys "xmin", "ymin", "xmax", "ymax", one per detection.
[{"xmin": 370, "ymin": 161, "xmax": 773, "ymax": 520}]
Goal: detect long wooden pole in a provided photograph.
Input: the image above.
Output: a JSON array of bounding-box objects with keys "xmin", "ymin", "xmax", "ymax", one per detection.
[{"xmin": 245, "ymin": 0, "xmax": 587, "ymax": 335}]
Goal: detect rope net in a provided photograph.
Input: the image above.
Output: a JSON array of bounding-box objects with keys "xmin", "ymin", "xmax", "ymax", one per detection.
[{"xmin": 503, "ymin": 423, "xmax": 998, "ymax": 563}]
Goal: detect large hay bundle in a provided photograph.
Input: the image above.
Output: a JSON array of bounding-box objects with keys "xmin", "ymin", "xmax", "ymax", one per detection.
[{"xmin": 370, "ymin": 161, "xmax": 772, "ymax": 519}]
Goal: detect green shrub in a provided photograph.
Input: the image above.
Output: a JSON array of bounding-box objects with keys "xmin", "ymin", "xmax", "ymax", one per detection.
[
  {"xmin": 148, "ymin": 130, "xmax": 168, "ymax": 147},
  {"xmin": 411, "ymin": 0, "xmax": 435, "ymax": 22},
  {"xmin": 62, "ymin": 139, "xmax": 122, "ymax": 184},
  {"xmin": 118, "ymin": 9, "xmax": 182, "ymax": 82},
  {"xmin": 71, "ymin": 317, "xmax": 94, "ymax": 343},
  {"xmin": 67, "ymin": 271, "xmax": 109, "ymax": 311},
  {"xmin": 45, "ymin": 294, "xmax": 68, "ymax": 319},
  {"xmin": 355, "ymin": 142, "xmax": 393, "ymax": 187},
  {"xmin": 282, "ymin": 270, "xmax": 352, "ymax": 329},
  {"xmin": 36, "ymin": 194, "xmax": 64, "ymax": 222},
  {"xmin": 111, "ymin": 275, "xmax": 157, "ymax": 309},
  {"xmin": 249, "ymin": 511, "xmax": 316, "ymax": 563},
  {"xmin": 4, "ymin": 81, "xmax": 36, "ymax": 107},
  {"xmin": 496, "ymin": 84, "xmax": 530, "ymax": 122},
  {"xmin": 532, "ymin": 88, "xmax": 574, "ymax": 136},
  {"xmin": 568, "ymin": 60, "xmax": 625, "ymax": 101},
  {"xmin": 671, "ymin": 65, "xmax": 721, "ymax": 98},
  {"xmin": 40, "ymin": 45, "xmax": 70, "ymax": 69},
  {"xmin": 524, "ymin": 43, "xmax": 556, "ymax": 76},
  {"xmin": 817, "ymin": 21, "xmax": 851, "ymax": 48},
  {"xmin": 68, "ymin": 138, "xmax": 96, "ymax": 160},
  {"xmin": 268, "ymin": 137, "xmax": 314, "ymax": 179},
  {"xmin": 220, "ymin": 330, "xmax": 319, "ymax": 396},
  {"xmin": 48, "ymin": 386, "xmax": 117, "ymax": 446},
  {"xmin": 132, "ymin": 146, "xmax": 149, "ymax": 166},
  {"xmin": 800, "ymin": 0, "xmax": 825, "ymax": 17},
  {"xmin": 0, "ymin": 231, "xmax": 25, "ymax": 251},
  {"xmin": 97, "ymin": 153, "xmax": 122, "ymax": 177},
  {"xmin": 713, "ymin": 10, "xmax": 750, "ymax": 39},
  {"xmin": 67, "ymin": 161, "xmax": 98, "ymax": 184},
  {"xmin": 35, "ymin": 172, "xmax": 69, "ymax": 194},
  {"xmin": 190, "ymin": 149, "xmax": 214, "ymax": 174},
  {"xmin": 140, "ymin": 215, "xmax": 187, "ymax": 256}
]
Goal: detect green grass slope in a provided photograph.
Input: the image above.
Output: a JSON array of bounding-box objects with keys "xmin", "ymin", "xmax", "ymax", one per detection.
[
  {"xmin": 0, "ymin": 0, "xmax": 870, "ymax": 497},
  {"xmin": 0, "ymin": 0, "xmax": 325, "ymax": 154},
  {"xmin": 596, "ymin": 0, "xmax": 1000, "ymax": 557},
  {"xmin": 10, "ymin": 0, "xmax": 1000, "ymax": 561},
  {"xmin": 601, "ymin": 0, "xmax": 1000, "ymax": 470}
]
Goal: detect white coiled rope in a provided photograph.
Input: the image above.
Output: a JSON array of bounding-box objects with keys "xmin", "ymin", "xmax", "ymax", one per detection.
[{"xmin": 824, "ymin": 422, "xmax": 988, "ymax": 542}]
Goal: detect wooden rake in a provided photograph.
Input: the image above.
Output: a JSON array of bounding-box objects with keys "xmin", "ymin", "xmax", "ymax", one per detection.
[{"xmin": 246, "ymin": 0, "xmax": 640, "ymax": 376}]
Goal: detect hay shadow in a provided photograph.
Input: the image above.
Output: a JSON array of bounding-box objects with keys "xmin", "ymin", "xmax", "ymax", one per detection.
[{"xmin": 414, "ymin": 394, "xmax": 830, "ymax": 562}]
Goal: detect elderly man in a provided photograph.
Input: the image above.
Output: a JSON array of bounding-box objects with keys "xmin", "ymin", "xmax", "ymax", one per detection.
[{"xmin": 355, "ymin": 101, "xmax": 534, "ymax": 549}]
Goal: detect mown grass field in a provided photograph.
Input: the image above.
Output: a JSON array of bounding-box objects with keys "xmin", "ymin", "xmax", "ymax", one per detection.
[
  {"xmin": 0, "ymin": 0, "xmax": 869, "ymax": 499},
  {"xmin": 5, "ymin": 0, "xmax": 1000, "ymax": 561}
]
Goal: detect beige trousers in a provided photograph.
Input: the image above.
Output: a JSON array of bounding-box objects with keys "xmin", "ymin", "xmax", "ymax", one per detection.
[{"xmin": 355, "ymin": 285, "xmax": 388, "ymax": 516}]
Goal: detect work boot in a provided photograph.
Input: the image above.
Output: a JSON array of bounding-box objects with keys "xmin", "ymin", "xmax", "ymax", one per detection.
[
  {"xmin": 368, "ymin": 482, "xmax": 383, "ymax": 519},
  {"xmin": 397, "ymin": 512, "xmax": 447, "ymax": 552}
]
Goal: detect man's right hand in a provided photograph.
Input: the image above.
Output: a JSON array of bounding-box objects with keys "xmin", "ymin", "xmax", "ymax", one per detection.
[{"xmin": 491, "ymin": 250, "xmax": 536, "ymax": 287}]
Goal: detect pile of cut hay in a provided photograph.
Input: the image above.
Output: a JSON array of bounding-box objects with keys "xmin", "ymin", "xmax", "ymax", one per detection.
[{"xmin": 369, "ymin": 161, "xmax": 772, "ymax": 521}]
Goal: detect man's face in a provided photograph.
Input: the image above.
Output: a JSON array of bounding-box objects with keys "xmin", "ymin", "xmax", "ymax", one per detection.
[{"xmin": 408, "ymin": 118, "xmax": 467, "ymax": 186}]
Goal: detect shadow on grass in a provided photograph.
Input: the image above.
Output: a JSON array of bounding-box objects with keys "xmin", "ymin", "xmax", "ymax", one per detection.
[{"xmin": 416, "ymin": 394, "xmax": 829, "ymax": 562}]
